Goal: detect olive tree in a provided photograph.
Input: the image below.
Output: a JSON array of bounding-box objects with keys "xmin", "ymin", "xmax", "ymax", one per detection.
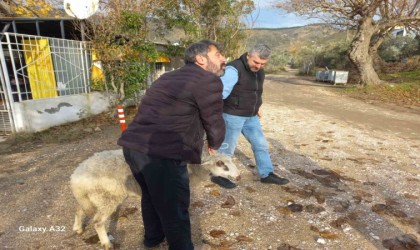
[{"xmin": 274, "ymin": 0, "xmax": 420, "ymax": 85}]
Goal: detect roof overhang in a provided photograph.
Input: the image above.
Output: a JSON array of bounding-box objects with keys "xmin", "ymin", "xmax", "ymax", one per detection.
[{"xmin": 0, "ymin": 17, "xmax": 85, "ymax": 40}]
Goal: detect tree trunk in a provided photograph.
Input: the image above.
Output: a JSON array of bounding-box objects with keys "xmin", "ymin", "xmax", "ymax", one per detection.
[{"xmin": 348, "ymin": 19, "xmax": 383, "ymax": 86}]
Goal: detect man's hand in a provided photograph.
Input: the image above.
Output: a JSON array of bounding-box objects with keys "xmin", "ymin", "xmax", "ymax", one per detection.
[
  {"xmin": 208, "ymin": 147, "xmax": 218, "ymax": 155},
  {"xmin": 257, "ymin": 110, "xmax": 263, "ymax": 118}
]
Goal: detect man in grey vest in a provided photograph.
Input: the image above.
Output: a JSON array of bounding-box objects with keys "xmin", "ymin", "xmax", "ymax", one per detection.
[{"xmin": 219, "ymin": 44, "xmax": 289, "ymax": 185}]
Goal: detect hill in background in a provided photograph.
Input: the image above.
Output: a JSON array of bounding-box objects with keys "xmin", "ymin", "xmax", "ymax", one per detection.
[
  {"xmin": 241, "ymin": 24, "xmax": 355, "ymax": 73},
  {"xmin": 244, "ymin": 24, "xmax": 349, "ymax": 53}
]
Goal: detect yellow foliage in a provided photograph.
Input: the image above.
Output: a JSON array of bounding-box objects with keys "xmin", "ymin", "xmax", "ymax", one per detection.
[
  {"xmin": 12, "ymin": 0, "xmax": 59, "ymax": 17},
  {"xmin": 288, "ymin": 41, "xmax": 304, "ymax": 55}
]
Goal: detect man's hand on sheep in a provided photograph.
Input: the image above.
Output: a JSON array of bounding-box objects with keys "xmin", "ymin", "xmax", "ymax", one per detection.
[{"xmin": 208, "ymin": 147, "xmax": 218, "ymax": 155}]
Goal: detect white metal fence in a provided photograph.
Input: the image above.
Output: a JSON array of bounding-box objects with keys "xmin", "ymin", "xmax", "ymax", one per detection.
[{"xmin": 0, "ymin": 32, "xmax": 92, "ymax": 135}]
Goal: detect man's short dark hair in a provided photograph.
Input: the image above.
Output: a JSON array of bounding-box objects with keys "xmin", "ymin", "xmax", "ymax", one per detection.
[{"xmin": 184, "ymin": 40, "xmax": 224, "ymax": 64}]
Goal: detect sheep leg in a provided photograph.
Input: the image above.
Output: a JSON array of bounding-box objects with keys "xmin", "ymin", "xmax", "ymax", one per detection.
[
  {"xmin": 93, "ymin": 211, "xmax": 113, "ymax": 250},
  {"xmin": 72, "ymin": 190, "xmax": 97, "ymax": 234},
  {"xmin": 73, "ymin": 206, "xmax": 85, "ymax": 234},
  {"xmin": 91, "ymin": 195, "xmax": 124, "ymax": 250}
]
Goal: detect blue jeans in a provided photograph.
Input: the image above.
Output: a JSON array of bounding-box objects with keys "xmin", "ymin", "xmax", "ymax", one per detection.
[{"xmin": 219, "ymin": 113, "xmax": 273, "ymax": 178}]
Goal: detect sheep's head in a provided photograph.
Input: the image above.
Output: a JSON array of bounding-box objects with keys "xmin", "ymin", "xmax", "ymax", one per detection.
[{"xmin": 201, "ymin": 154, "xmax": 241, "ymax": 182}]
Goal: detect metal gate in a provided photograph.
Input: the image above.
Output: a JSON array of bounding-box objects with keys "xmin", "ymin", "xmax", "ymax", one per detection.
[
  {"xmin": 0, "ymin": 63, "xmax": 13, "ymax": 135},
  {"xmin": 0, "ymin": 32, "xmax": 92, "ymax": 135}
]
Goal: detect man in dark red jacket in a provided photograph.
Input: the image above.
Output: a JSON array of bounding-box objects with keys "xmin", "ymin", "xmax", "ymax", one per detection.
[{"xmin": 118, "ymin": 40, "xmax": 226, "ymax": 250}]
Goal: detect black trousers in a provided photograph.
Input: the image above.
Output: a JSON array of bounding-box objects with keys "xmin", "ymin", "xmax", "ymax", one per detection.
[{"xmin": 123, "ymin": 147, "xmax": 193, "ymax": 250}]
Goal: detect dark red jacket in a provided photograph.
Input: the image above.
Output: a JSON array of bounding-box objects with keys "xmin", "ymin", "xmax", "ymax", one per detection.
[{"xmin": 117, "ymin": 63, "xmax": 225, "ymax": 164}]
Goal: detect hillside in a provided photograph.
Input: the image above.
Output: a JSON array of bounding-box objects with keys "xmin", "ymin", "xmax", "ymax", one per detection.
[
  {"xmin": 149, "ymin": 24, "xmax": 350, "ymax": 57},
  {"xmin": 244, "ymin": 24, "xmax": 349, "ymax": 52}
]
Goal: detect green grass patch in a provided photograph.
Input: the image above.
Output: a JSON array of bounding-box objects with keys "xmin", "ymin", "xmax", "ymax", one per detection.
[
  {"xmin": 339, "ymin": 70, "xmax": 419, "ymax": 106},
  {"xmin": 380, "ymin": 70, "xmax": 420, "ymax": 84}
]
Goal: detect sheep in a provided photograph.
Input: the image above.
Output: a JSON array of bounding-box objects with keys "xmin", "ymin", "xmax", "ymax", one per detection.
[{"xmin": 70, "ymin": 149, "xmax": 240, "ymax": 250}]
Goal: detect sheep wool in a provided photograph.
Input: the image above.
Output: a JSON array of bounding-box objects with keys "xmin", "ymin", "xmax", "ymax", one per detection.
[{"xmin": 70, "ymin": 149, "xmax": 240, "ymax": 250}]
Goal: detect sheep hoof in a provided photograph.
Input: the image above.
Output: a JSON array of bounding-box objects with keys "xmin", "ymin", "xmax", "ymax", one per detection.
[
  {"xmin": 103, "ymin": 242, "xmax": 113, "ymax": 250},
  {"xmin": 73, "ymin": 228, "xmax": 83, "ymax": 234}
]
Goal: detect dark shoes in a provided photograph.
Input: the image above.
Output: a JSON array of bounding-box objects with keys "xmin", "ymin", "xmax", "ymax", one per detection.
[
  {"xmin": 261, "ymin": 173, "xmax": 289, "ymax": 185},
  {"xmin": 144, "ymin": 237, "xmax": 165, "ymax": 249}
]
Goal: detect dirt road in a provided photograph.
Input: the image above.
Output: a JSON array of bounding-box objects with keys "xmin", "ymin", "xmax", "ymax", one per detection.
[
  {"xmin": 265, "ymin": 75, "xmax": 420, "ymax": 138},
  {"xmin": 0, "ymin": 72, "xmax": 419, "ymax": 250}
]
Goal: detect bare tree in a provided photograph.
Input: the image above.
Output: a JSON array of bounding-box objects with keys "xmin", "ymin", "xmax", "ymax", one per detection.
[{"xmin": 274, "ymin": 0, "xmax": 420, "ymax": 85}]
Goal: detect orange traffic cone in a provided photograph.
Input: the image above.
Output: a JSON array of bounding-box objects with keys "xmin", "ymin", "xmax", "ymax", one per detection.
[{"xmin": 117, "ymin": 105, "xmax": 127, "ymax": 132}]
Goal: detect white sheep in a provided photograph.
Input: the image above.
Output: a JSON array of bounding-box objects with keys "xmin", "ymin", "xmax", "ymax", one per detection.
[{"xmin": 70, "ymin": 149, "xmax": 240, "ymax": 249}]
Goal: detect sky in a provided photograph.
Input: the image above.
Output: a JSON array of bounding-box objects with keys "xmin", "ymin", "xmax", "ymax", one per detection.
[{"xmin": 248, "ymin": 0, "xmax": 316, "ymax": 28}]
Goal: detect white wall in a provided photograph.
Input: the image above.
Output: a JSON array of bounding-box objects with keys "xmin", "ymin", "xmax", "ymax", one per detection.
[{"xmin": 12, "ymin": 92, "xmax": 110, "ymax": 133}]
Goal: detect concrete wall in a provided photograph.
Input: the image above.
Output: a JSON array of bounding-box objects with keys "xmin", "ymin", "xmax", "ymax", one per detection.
[{"xmin": 12, "ymin": 92, "xmax": 110, "ymax": 133}]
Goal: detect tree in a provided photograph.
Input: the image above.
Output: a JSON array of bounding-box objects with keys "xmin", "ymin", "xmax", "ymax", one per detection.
[
  {"xmin": 274, "ymin": 0, "xmax": 420, "ymax": 85},
  {"xmin": 7, "ymin": 0, "xmax": 61, "ymax": 17},
  {"xmin": 87, "ymin": 0, "xmax": 163, "ymax": 103},
  {"xmin": 156, "ymin": 0, "xmax": 255, "ymax": 59},
  {"xmin": 197, "ymin": 0, "xmax": 255, "ymax": 58},
  {"xmin": 87, "ymin": 0, "xmax": 254, "ymax": 104},
  {"xmin": 379, "ymin": 35, "xmax": 420, "ymax": 62}
]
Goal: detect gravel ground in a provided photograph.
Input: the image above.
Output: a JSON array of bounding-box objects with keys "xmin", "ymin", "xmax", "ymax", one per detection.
[{"xmin": 0, "ymin": 72, "xmax": 419, "ymax": 250}]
